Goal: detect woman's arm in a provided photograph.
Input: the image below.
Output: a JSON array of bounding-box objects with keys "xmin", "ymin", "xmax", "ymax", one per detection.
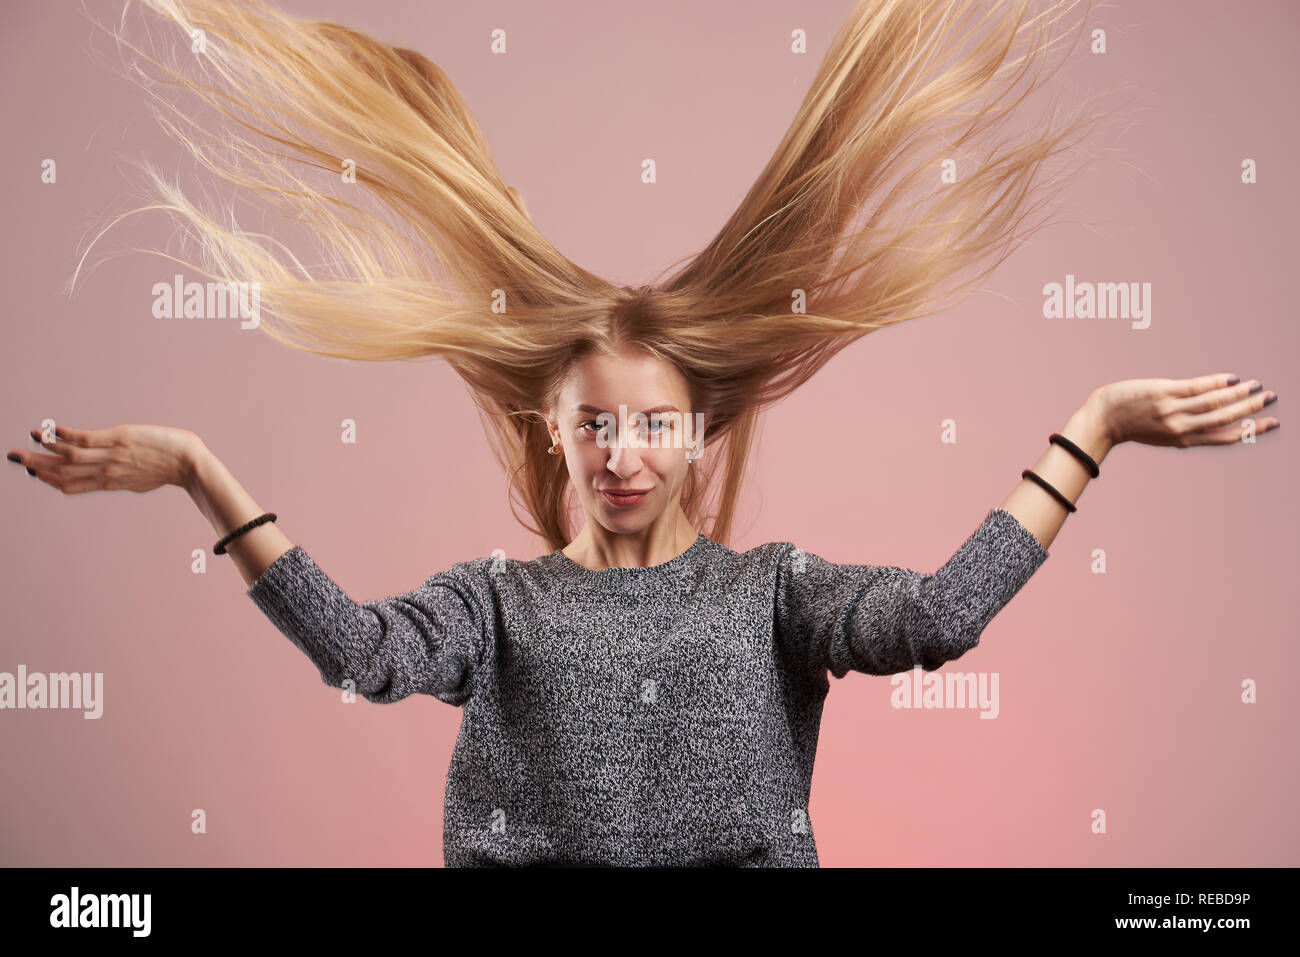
[
  {"xmin": 9, "ymin": 424, "xmax": 293, "ymax": 588},
  {"xmin": 180, "ymin": 436, "xmax": 485, "ymax": 704},
  {"xmin": 997, "ymin": 395, "xmax": 1112, "ymax": 553},
  {"xmin": 1000, "ymin": 374, "xmax": 1279, "ymax": 549},
  {"xmin": 773, "ymin": 372, "xmax": 1279, "ymax": 685},
  {"xmin": 182, "ymin": 437, "xmax": 484, "ymax": 705},
  {"xmin": 9, "ymin": 423, "xmax": 486, "ymax": 705},
  {"xmin": 181, "ymin": 439, "xmax": 295, "ymax": 588},
  {"xmin": 775, "ymin": 507, "xmax": 1048, "ymax": 683}
]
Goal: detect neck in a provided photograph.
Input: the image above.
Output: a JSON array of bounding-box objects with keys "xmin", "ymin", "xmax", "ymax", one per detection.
[{"xmin": 561, "ymin": 508, "xmax": 698, "ymax": 571}]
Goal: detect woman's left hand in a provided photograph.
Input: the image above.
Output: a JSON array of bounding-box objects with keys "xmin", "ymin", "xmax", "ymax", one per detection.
[{"xmin": 1093, "ymin": 374, "xmax": 1280, "ymax": 449}]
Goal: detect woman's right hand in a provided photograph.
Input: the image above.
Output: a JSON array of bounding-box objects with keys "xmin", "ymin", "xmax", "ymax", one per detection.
[{"xmin": 6, "ymin": 424, "xmax": 203, "ymax": 495}]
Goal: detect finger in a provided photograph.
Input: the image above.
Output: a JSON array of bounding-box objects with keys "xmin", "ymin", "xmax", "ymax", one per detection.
[
  {"xmin": 51, "ymin": 424, "xmax": 118, "ymax": 448},
  {"xmin": 17, "ymin": 451, "xmax": 109, "ymax": 481},
  {"xmin": 1181, "ymin": 417, "xmax": 1279, "ymax": 446},
  {"xmin": 1177, "ymin": 388, "xmax": 1277, "ymax": 433},
  {"xmin": 1172, "ymin": 378, "xmax": 1264, "ymax": 415},
  {"xmin": 1167, "ymin": 373, "xmax": 1240, "ymax": 398},
  {"xmin": 11, "ymin": 450, "xmax": 74, "ymax": 471},
  {"xmin": 29, "ymin": 429, "xmax": 113, "ymax": 465},
  {"xmin": 28, "ymin": 460, "xmax": 106, "ymax": 480},
  {"xmin": 29, "ymin": 467, "xmax": 108, "ymax": 494}
]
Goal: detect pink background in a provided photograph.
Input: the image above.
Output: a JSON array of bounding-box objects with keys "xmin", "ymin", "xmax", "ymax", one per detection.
[{"xmin": 1, "ymin": 0, "xmax": 1295, "ymax": 866}]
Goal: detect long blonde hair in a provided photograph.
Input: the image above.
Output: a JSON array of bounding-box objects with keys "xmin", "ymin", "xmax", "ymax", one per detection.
[{"xmin": 80, "ymin": 0, "xmax": 1125, "ymax": 553}]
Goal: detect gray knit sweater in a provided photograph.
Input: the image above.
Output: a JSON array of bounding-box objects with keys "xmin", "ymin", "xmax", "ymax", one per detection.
[{"xmin": 246, "ymin": 506, "xmax": 1048, "ymax": 867}]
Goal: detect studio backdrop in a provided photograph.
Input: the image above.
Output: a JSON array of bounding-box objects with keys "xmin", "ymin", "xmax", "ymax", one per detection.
[{"xmin": 1, "ymin": 0, "xmax": 1295, "ymax": 867}]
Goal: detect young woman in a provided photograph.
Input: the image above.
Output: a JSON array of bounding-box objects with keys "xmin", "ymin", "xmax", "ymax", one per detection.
[{"xmin": 9, "ymin": 0, "xmax": 1279, "ymax": 865}]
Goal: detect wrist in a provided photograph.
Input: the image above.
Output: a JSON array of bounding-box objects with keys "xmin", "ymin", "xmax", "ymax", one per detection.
[
  {"xmin": 180, "ymin": 436, "xmax": 211, "ymax": 497},
  {"xmin": 1061, "ymin": 395, "xmax": 1114, "ymax": 466}
]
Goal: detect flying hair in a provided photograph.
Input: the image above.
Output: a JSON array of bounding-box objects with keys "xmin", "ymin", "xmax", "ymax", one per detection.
[{"xmin": 74, "ymin": 0, "xmax": 1131, "ymax": 552}]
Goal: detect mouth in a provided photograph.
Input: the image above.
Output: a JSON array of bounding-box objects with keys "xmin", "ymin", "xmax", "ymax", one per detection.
[{"xmin": 600, "ymin": 488, "xmax": 651, "ymax": 508}]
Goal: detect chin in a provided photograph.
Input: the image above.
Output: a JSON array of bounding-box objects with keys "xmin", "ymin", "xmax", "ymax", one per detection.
[
  {"xmin": 599, "ymin": 510, "xmax": 657, "ymax": 528},
  {"xmin": 596, "ymin": 500, "xmax": 661, "ymax": 528}
]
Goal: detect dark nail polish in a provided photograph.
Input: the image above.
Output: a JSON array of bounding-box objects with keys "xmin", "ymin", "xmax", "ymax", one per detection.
[
  {"xmin": 1248, "ymin": 383, "xmax": 1263, "ymax": 395},
  {"xmin": 1264, "ymin": 393, "xmax": 1278, "ymax": 406},
  {"xmin": 26, "ymin": 468, "xmax": 35, "ymax": 476},
  {"xmin": 6, "ymin": 452, "xmax": 20, "ymax": 463},
  {"xmin": 1226, "ymin": 375, "xmax": 1240, "ymax": 385}
]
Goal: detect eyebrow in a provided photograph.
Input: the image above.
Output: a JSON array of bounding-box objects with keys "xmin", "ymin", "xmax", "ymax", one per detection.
[{"xmin": 572, "ymin": 404, "xmax": 681, "ymax": 415}]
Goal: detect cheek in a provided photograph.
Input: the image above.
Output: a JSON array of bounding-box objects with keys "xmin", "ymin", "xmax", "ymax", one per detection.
[
  {"xmin": 566, "ymin": 446, "xmax": 601, "ymax": 482},
  {"xmin": 650, "ymin": 452, "xmax": 688, "ymax": 484}
]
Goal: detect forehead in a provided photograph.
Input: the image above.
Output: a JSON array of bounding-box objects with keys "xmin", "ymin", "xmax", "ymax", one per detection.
[{"xmin": 557, "ymin": 351, "xmax": 690, "ymax": 412}]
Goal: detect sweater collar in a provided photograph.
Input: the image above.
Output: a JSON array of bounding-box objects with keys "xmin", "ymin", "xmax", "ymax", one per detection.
[{"xmin": 544, "ymin": 532, "xmax": 710, "ymax": 584}]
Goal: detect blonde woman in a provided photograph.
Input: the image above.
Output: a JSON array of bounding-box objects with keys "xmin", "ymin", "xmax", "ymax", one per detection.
[{"xmin": 8, "ymin": 0, "xmax": 1278, "ymax": 866}]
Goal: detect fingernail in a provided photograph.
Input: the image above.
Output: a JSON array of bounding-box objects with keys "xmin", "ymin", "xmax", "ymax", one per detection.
[
  {"xmin": 25, "ymin": 468, "xmax": 35, "ymax": 477},
  {"xmin": 1264, "ymin": 392, "xmax": 1278, "ymax": 406},
  {"xmin": 1226, "ymin": 375, "xmax": 1240, "ymax": 385},
  {"xmin": 1248, "ymin": 383, "xmax": 1263, "ymax": 395},
  {"xmin": 6, "ymin": 452, "xmax": 20, "ymax": 463}
]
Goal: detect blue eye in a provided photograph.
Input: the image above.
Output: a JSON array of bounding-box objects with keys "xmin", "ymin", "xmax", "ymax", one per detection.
[{"xmin": 577, "ymin": 417, "xmax": 673, "ymax": 436}]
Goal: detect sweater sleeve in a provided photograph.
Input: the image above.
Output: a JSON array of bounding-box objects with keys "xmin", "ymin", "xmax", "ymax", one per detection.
[
  {"xmin": 246, "ymin": 546, "xmax": 485, "ymax": 706},
  {"xmin": 774, "ymin": 507, "xmax": 1049, "ymax": 683}
]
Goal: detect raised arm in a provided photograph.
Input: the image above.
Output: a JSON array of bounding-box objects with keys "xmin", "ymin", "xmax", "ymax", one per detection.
[
  {"xmin": 8, "ymin": 425, "xmax": 484, "ymax": 706},
  {"xmin": 998, "ymin": 375, "xmax": 1278, "ymax": 549},
  {"xmin": 243, "ymin": 543, "xmax": 484, "ymax": 706},
  {"xmin": 183, "ymin": 438, "xmax": 295, "ymax": 587},
  {"xmin": 994, "ymin": 391, "xmax": 1112, "ymax": 552},
  {"xmin": 774, "ymin": 372, "xmax": 1280, "ymax": 687},
  {"xmin": 775, "ymin": 507, "xmax": 1050, "ymax": 684},
  {"xmin": 183, "ymin": 439, "xmax": 485, "ymax": 706},
  {"xmin": 773, "ymin": 396, "xmax": 1108, "ymax": 684}
]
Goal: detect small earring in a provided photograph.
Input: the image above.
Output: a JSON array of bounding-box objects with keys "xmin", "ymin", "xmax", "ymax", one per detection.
[{"xmin": 548, "ymin": 442, "xmax": 561, "ymax": 455}]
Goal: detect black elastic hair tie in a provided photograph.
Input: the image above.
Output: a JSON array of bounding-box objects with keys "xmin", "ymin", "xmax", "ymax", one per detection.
[
  {"xmin": 214, "ymin": 512, "xmax": 277, "ymax": 555},
  {"xmin": 1049, "ymin": 432, "xmax": 1100, "ymax": 478},
  {"xmin": 1020, "ymin": 470, "xmax": 1076, "ymax": 513}
]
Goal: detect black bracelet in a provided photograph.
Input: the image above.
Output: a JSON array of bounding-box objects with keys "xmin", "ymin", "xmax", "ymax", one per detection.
[
  {"xmin": 1049, "ymin": 432, "xmax": 1100, "ymax": 478},
  {"xmin": 214, "ymin": 512, "xmax": 277, "ymax": 555},
  {"xmin": 1020, "ymin": 469, "xmax": 1076, "ymax": 513}
]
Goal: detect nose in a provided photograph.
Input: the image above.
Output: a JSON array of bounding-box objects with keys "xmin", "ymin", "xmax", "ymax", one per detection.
[{"xmin": 604, "ymin": 437, "xmax": 643, "ymax": 478}]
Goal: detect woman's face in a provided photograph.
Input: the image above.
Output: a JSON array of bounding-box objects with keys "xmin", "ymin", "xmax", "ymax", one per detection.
[{"xmin": 547, "ymin": 349, "xmax": 701, "ymax": 534}]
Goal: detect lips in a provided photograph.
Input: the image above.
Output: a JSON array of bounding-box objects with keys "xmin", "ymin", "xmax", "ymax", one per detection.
[{"xmin": 600, "ymin": 488, "xmax": 650, "ymax": 507}]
